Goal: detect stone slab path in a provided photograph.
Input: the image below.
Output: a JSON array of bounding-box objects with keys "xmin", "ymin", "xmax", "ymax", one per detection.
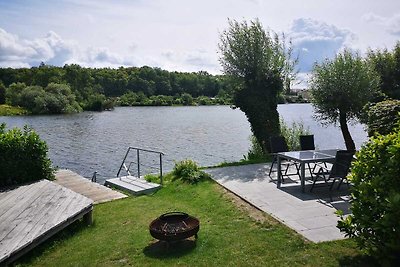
[{"xmin": 205, "ymin": 163, "xmax": 351, "ymax": 243}]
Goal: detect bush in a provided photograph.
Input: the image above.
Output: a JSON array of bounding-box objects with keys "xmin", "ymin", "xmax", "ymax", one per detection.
[
  {"xmin": 0, "ymin": 124, "xmax": 54, "ymax": 187},
  {"xmin": 280, "ymin": 118, "xmax": 311, "ymax": 151},
  {"xmin": 172, "ymin": 159, "xmax": 210, "ymax": 184},
  {"xmin": 337, "ymin": 126, "xmax": 400, "ymax": 262},
  {"xmin": 244, "ymin": 119, "xmax": 311, "ymax": 160},
  {"xmin": 244, "ymin": 135, "xmax": 265, "ymax": 161},
  {"xmin": 361, "ymin": 99, "xmax": 400, "ymax": 136}
]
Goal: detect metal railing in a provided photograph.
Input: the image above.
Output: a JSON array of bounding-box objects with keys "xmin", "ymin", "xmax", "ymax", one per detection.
[{"xmin": 117, "ymin": 147, "xmax": 164, "ymax": 185}]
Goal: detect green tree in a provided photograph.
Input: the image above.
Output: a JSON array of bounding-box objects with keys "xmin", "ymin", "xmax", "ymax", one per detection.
[
  {"xmin": 368, "ymin": 42, "xmax": 400, "ymax": 99},
  {"xmin": 181, "ymin": 93, "xmax": 194, "ymax": 106},
  {"xmin": 310, "ymin": 50, "xmax": 380, "ymax": 151},
  {"xmin": 218, "ymin": 19, "xmax": 294, "ymax": 153},
  {"xmin": 0, "ymin": 81, "xmax": 5, "ymax": 104},
  {"xmin": 361, "ymin": 99, "xmax": 400, "ymax": 136},
  {"xmin": 5, "ymin": 82, "xmax": 26, "ymax": 106}
]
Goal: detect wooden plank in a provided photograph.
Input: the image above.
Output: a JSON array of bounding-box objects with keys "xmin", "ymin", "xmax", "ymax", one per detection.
[
  {"xmin": 14, "ymin": 186, "xmax": 83, "ymax": 249},
  {"xmin": 3, "ymin": 184, "xmax": 66, "ymax": 257},
  {"xmin": 0, "ymin": 181, "xmax": 51, "ymax": 242},
  {"xmin": 0, "ymin": 180, "xmax": 93, "ymax": 264},
  {"xmin": 104, "ymin": 176, "xmax": 161, "ymax": 195},
  {"xmin": 0, "ymin": 181, "xmax": 48, "ymax": 223},
  {"xmin": 54, "ymin": 169, "xmax": 127, "ymax": 204}
]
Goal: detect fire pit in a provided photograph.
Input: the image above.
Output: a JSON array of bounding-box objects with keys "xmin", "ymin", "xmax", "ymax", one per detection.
[{"xmin": 149, "ymin": 212, "xmax": 200, "ymax": 242}]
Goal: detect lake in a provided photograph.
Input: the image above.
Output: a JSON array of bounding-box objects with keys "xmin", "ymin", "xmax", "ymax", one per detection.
[{"xmin": 0, "ymin": 104, "xmax": 367, "ymax": 183}]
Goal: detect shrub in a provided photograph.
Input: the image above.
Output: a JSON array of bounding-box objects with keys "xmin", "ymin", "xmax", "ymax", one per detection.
[
  {"xmin": 244, "ymin": 135, "xmax": 265, "ymax": 161},
  {"xmin": 172, "ymin": 159, "xmax": 210, "ymax": 184},
  {"xmin": 280, "ymin": 118, "xmax": 311, "ymax": 151},
  {"xmin": 0, "ymin": 104, "xmax": 28, "ymax": 116},
  {"xmin": 244, "ymin": 119, "xmax": 311, "ymax": 160},
  {"xmin": 337, "ymin": 125, "xmax": 400, "ymax": 262},
  {"xmin": 361, "ymin": 99, "xmax": 400, "ymax": 136},
  {"xmin": 0, "ymin": 124, "xmax": 54, "ymax": 187}
]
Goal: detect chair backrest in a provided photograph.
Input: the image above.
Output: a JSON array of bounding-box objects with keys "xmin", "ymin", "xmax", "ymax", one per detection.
[
  {"xmin": 300, "ymin": 135, "xmax": 315, "ymax": 150},
  {"xmin": 329, "ymin": 150, "xmax": 355, "ymax": 179},
  {"xmin": 269, "ymin": 136, "xmax": 289, "ymax": 153}
]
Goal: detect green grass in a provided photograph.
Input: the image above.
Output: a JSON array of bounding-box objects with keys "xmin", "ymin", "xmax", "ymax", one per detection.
[
  {"xmin": 14, "ymin": 179, "xmax": 374, "ymax": 267},
  {"xmin": 0, "ymin": 104, "xmax": 28, "ymax": 116},
  {"xmin": 207, "ymin": 157, "xmax": 270, "ymax": 168}
]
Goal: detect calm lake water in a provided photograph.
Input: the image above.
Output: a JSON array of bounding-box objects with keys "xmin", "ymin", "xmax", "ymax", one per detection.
[{"xmin": 0, "ymin": 104, "xmax": 367, "ymax": 183}]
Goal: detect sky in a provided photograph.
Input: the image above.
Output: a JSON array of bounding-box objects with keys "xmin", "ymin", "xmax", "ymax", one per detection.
[{"xmin": 0, "ymin": 0, "xmax": 399, "ymax": 87}]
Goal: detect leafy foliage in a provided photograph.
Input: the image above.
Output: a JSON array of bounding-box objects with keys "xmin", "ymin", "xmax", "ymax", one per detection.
[
  {"xmin": 0, "ymin": 123, "xmax": 54, "ymax": 187},
  {"xmin": 361, "ymin": 100, "xmax": 400, "ymax": 136},
  {"xmin": 0, "ymin": 81, "xmax": 5, "ymax": 104},
  {"xmin": 83, "ymin": 93, "xmax": 115, "ymax": 111},
  {"xmin": 368, "ymin": 42, "xmax": 400, "ymax": 100},
  {"xmin": 0, "ymin": 64, "xmax": 234, "ymax": 105},
  {"xmin": 244, "ymin": 119, "xmax": 311, "ymax": 160},
  {"xmin": 338, "ymin": 126, "xmax": 400, "ymax": 263},
  {"xmin": 310, "ymin": 49, "xmax": 380, "ymax": 150},
  {"xmin": 172, "ymin": 159, "xmax": 210, "ymax": 184},
  {"xmin": 5, "ymin": 82, "xmax": 82, "ymax": 114},
  {"xmin": 219, "ymin": 19, "xmax": 296, "ymax": 153},
  {"xmin": 280, "ymin": 118, "xmax": 311, "ymax": 151},
  {"xmin": 0, "ymin": 104, "xmax": 28, "ymax": 116},
  {"xmin": 243, "ymin": 135, "xmax": 265, "ymax": 161}
]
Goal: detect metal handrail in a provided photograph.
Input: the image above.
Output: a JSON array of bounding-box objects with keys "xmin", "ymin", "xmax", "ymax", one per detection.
[{"xmin": 117, "ymin": 147, "xmax": 164, "ymax": 185}]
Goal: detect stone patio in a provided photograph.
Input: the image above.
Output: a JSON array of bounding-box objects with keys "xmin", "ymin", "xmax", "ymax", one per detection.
[{"xmin": 205, "ymin": 163, "xmax": 351, "ymax": 243}]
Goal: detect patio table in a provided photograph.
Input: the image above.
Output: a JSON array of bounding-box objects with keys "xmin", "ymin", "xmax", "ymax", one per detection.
[{"xmin": 277, "ymin": 149, "xmax": 338, "ymax": 192}]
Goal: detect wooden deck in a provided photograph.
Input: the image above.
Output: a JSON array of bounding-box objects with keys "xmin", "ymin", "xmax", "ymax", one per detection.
[
  {"xmin": 55, "ymin": 169, "xmax": 127, "ymax": 204},
  {"xmin": 0, "ymin": 180, "xmax": 93, "ymax": 265},
  {"xmin": 105, "ymin": 176, "xmax": 161, "ymax": 195}
]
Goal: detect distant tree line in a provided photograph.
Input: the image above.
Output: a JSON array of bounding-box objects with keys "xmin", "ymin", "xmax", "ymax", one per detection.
[{"xmin": 0, "ymin": 64, "xmax": 234, "ymax": 114}]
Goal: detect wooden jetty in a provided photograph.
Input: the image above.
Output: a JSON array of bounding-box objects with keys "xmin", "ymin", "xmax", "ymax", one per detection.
[
  {"xmin": 55, "ymin": 169, "xmax": 127, "ymax": 204},
  {"xmin": 0, "ymin": 180, "xmax": 93, "ymax": 265}
]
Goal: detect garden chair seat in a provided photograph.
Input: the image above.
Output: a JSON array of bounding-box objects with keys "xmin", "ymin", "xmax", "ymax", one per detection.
[
  {"xmin": 268, "ymin": 136, "xmax": 300, "ymax": 181},
  {"xmin": 310, "ymin": 150, "xmax": 354, "ymax": 191}
]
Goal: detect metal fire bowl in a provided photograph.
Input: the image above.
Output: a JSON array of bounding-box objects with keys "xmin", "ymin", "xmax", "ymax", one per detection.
[{"xmin": 149, "ymin": 212, "xmax": 200, "ymax": 242}]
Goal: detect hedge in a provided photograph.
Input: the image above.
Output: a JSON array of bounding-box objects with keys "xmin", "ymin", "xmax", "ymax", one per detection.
[{"xmin": 0, "ymin": 123, "xmax": 54, "ymax": 187}]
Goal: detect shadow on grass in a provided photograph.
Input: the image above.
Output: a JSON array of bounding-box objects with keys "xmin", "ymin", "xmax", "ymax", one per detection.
[
  {"xmin": 338, "ymin": 254, "xmax": 379, "ymax": 267},
  {"xmin": 12, "ymin": 218, "xmax": 91, "ymax": 266},
  {"xmin": 143, "ymin": 239, "xmax": 197, "ymax": 259}
]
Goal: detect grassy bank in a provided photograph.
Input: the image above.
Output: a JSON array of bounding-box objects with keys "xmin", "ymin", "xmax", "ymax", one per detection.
[
  {"xmin": 0, "ymin": 104, "xmax": 28, "ymax": 116},
  {"xmin": 15, "ymin": 179, "xmax": 371, "ymax": 266}
]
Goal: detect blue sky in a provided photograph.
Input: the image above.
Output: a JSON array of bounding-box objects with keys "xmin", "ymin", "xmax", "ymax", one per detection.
[{"xmin": 0, "ymin": 0, "xmax": 399, "ymax": 87}]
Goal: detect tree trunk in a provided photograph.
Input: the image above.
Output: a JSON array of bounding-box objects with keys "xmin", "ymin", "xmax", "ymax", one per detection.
[{"xmin": 339, "ymin": 111, "xmax": 356, "ymax": 151}]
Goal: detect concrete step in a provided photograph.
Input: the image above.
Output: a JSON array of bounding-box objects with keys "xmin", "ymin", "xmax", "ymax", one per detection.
[{"xmin": 104, "ymin": 176, "xmax": 161, "ymax": 195}]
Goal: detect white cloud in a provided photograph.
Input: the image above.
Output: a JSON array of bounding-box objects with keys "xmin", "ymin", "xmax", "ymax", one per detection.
[
  {"xmin": 0, "ymin": 28, "xmax": 76, "ymax": 67},
  {"xmin": 362, "ymin": 13, "xmax": 400, "ymax": 36},
  {"xmin": 289, "ymin": 18, "xmax": 355, "ymax": 73},
  {"xmin": 160, "ymin": 49, "xmax": 219, "ymax": 74},
  {"xmin": 0, "ymin": 27, "xmax": 142, "ymax": 68}
]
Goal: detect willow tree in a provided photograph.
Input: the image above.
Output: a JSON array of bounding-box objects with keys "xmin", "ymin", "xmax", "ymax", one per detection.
[
  {"xmin": 310, "ymin": 50, "xmax": 380, "ymax": 151},
  {"xmin": 218, "ymin": 19, "xmax": 296, "ymax": 153}
]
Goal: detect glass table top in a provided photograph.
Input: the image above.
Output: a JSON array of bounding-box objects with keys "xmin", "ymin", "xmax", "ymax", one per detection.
[{"xmin": 278, "ymin": 149, "xmax": 338, "ymax": 162}]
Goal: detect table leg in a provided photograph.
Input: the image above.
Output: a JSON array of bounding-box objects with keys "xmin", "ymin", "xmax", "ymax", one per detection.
[
  {"xmin": 301, "ymin": 162, "xmax": 305, "ymax": 192},
  {"xmin": 277, "ymin": 155, "xmax": 281, "ymax": 188}
]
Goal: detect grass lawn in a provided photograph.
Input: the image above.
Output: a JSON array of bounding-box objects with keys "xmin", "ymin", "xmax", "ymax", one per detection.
[
  {"xmin": 0, "ymin": 104, "xmax": 28, "ymax": 116},
  {"xmin": 15, "ymin": 179, "xmax": 373, "ymax": 267}
]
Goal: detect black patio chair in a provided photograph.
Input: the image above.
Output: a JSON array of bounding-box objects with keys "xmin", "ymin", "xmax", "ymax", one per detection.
[
  {"xmin": 268, "ymin": 136, "xmax": 300, "ymax": 180},
  {"xmin": 300, "ymin": 135, "xmax": 315, "ymax": 150},
  {"xmin": 310, "ymin": 150, "xmax": 354, "ymax": 192},
  {"xmin": 300, "ymin": 135, "xmax": 317, "ymax": 177}
]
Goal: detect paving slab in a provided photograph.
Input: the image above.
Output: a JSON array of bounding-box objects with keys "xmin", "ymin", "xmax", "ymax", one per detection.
[{"xmin": 205, "ymin": 163, "xmax": 351, "ymax": 243}]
